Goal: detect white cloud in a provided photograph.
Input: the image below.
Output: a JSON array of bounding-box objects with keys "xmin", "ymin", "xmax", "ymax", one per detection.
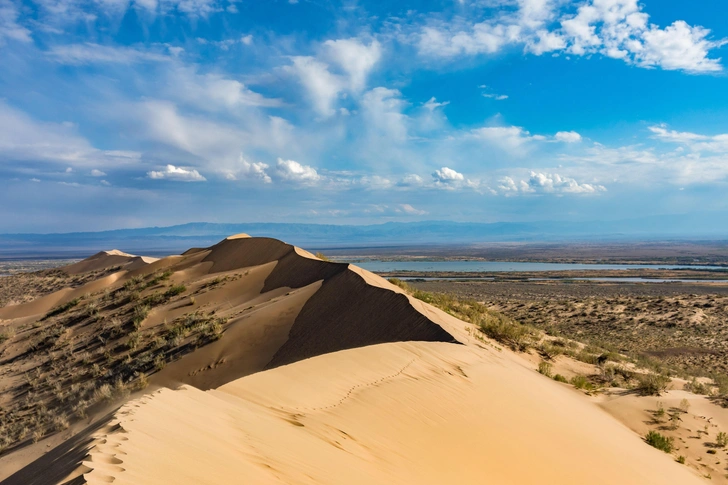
[
  {"xmin": 482, "ymin": 93, "xmax": 509, "ymax": 100},
  {"xmin": 470, "ymin": 125, "xmax": 537, "ymax": 154},
  {"xmin": 284, "ymin": 56, "xmax": 343, "ymax": 117},
  {"xmin": 147, "ymin": 164, "xmax": 206, "ymax": 182},
  {"xmin": 285, "ymin": 38, "xmax": 381, "ymax": 117},
  {"xmin": 100, "ymin": 179, "xmax": 111, "ymax": 186},
  {"xmin": 323, "ymin": 38, "xmax": 381, "ymax": 92},
  {"xmin": 275, "ymin": 158, "xmax": 320, "ymax": 183},
  {"xmin": 359, "ymin": 175, "xmax": 394, "ymax": 189},
  {"xmin": 554, "ymin": 131, "xmax": 582, "ymax": 143},
  {"xmin": 0, "ymin": 101, "xmax": 139, "ymax": 169},
  {"xmin": 423, "ymin": 97, "xmax": 450, "ymax": 111},
  {"xmin": 396, "ymin": 203, "xmax": 428, "ymax": 215},
  {"xmin": 361, "ymin": 87, "xmax": 409, "ymax": 143},
  {"xmin": 0, "ymin": 1, "xmax": 32, "ymax": 44},
  {"xmin": 47, "ymin": 43, "xmax": 169, "ymax": 65},
  {"xmin": 166, "ymin": 67, "xmax": 282, "ymax": 111},
  {"xmin": 398, "ymin": 174, "xmax": 425, "ymax": 187},
  {"xmin": 649, "ymin": 125, "xmax": 728, "ymax": 153},
  {"xmin": 90, "ymin": 169, "xmax": 106, "ymax": 176},
  {"xmin": 415, "ymin": 0, "xmax": 725, "ymax": 73},
  {"xmin": 224, "ymin": 154, "xmax": 271, "ymax": 183},
  {"xmin": 432, "ymin": 166, "xmax": 465, "ymax": 183},
  {"xmin": 241, "ymin": 34, "xmax": 253, "ymax": 45},
  {"xmin": 499, "ymin": 171, "xmax": 606, "ymax": 194}
]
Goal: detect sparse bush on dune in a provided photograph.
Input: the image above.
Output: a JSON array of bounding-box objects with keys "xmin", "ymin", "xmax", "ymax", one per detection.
[
  {"xmin": 645, "ymin": 430, "xmax": 674, "ymax": 453},
  {"xmin": 635, "ymin": 373, "xmax": 670, "ymax": 396},
  {"xmin": 553, "ymin": 374, "xmax": 568, "ymax": 383},
  {"xmin": 538, "ymin": 361, "xmax": 552, "ymax": 377},
  {"xmin": 164, "ymin": 284, "xmax": 187, "ymax": 298},
  {"xmin": 315, "ymin": 252, "xmax": 331, "ymax": 261}
]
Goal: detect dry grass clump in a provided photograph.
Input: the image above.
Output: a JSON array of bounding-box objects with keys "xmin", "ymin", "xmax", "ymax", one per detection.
[
  {"xmin": 635, "ymin": 373, "xmax": 670, "ymax": 396},
  {"xmin": 0, "ymin": 267, "xmax": 230, "ymax": 456}
]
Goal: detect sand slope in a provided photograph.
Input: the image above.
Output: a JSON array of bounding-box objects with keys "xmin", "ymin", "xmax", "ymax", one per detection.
[
  {"xmin": 0, "ymin": 235, "xmax": 714, "ymax": 484},
  {"xmin": 52, "ymin": 342, "xmax": 703, "ymax": 485}
]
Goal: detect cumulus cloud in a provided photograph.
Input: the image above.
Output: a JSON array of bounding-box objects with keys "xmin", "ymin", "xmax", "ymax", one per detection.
[
  {"xmin": 147, "ymin": 164, "xmax": 206, "ymax": 182},
  {"xmin": 90, "ymin": 169, "xmax": 106, "ymax": 176},
  {"xmin": 554, "ymin": 131, "xmax": 582, "ymax": 143},
  {"xmin": 416, "ymin": 0, "xmax": 725, "ymax": 73},
  {"xmin": 432, "ymin": 166, "xmax": 465, "ymax": 183},
  {"xmin": 224, "ymin": 155, "xmax": 271, "ymax": 183},
  {"xmin": 275, "ymin": 158, "xmax": 320, "ymax": 183},
  {"xmin": 499, "ymin": 171, "xmax": 606, "ymax": 194}
]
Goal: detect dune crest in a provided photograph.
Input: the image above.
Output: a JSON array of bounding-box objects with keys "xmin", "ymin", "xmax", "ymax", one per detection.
[{"xmin": 0, "ymin": 235, "xmax": 711, "ymax": 484}]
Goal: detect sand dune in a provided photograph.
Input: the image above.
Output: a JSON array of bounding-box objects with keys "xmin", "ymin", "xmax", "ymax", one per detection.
[
  {"xmin": 0, "ymin": 236, "xmax": 716, "ymax": 484},
  {"xmin": 34, "ymin": 342, "xmax": 704, "ymax": 485}
]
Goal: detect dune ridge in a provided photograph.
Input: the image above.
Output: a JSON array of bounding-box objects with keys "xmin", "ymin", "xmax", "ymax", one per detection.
[{"xmin": 0, "ymin": 235, "xmax": 712, "ymax": 484}]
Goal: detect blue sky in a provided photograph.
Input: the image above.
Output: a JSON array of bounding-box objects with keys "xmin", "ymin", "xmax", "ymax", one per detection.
[{"xmin": 1, "ymin": 0, "xmax": 727, "ymax": 232}]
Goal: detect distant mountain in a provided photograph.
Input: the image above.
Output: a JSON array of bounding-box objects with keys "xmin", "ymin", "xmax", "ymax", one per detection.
[{"xmin": 1, "ymin": 214, "xmax": 727, "ymax": 258}]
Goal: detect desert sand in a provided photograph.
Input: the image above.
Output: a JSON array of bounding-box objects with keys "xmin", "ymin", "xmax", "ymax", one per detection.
[{"xmin": 0, "ymin": 236, "xmax": 719, "ymax": 484}]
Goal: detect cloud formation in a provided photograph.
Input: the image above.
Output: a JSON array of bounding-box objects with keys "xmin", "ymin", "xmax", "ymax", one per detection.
[{"xmin": 147, "ymin": 164, "xmax": 206, "ymax": 181}]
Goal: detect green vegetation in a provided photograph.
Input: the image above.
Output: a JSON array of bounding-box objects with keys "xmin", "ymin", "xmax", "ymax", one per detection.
[
  {"xmin": 677, "ymin": 455, "xmax": 686, "ymax": 464},
  {"xmin": 553, "ymin": 374, "xmax": 568, "ymax": 383},
  {"xmin": 164, "ymin": 284, "xmax": 187, "ymax": 298},
  {"xmin": 315, "ymin": 252, "xmax": 331, "ymax": 261},
  {"xmin": 570, "ymin": 375, "xmax": 595, "ymax": 391},
  {"xmin": 645, "ymin": 431, "xmax": 674, "ymax": 453},
  {"xmin": 538, "ymin": 361, "xmax": 553, "ymax": 378},
  {"xmin": 635, "ymin": 373, "xmax": 670, "ymax": 396},
  {"xmin": 716, "ymin": 431, "xmax": 728, "ymax": 448}
]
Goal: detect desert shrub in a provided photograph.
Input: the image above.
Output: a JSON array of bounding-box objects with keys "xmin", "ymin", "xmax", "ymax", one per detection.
[
  {"xmin": 717, "ymin": 432, "xmax": 728, "ymax": 448},
  {"xmin": 132, "ymin": 304, "xmax": 150, "ymax": 329},
  {"xmin": 93, "ymin": 384, "xmax": 113, "ymax": 403},
  {"xmin": 679, "ymin": 398, "xmax": 690, "ymax": 413},
  {"xmin": 479, "ymin": 317, "xmax": 535, "ymax": 352},
  {"xmin": 655, "ymin": 401, "xmax": 666, "ymax": 420},
  {"xmin": 164, "ymin": 284, "xmax": 187, "ymax": 298},
  {"xmin": 571, "ymin": 375, "xmax": 594, "ymax": 391},
  {"xmin": 144, "ymin": 292, "xmax": 165, "ymax": 306},
  {"xmin": 315, "ymin": 252, "xmax": 331, "ymax": 261},
  {"xmin": 553, "ymin": 374, "xmax": 568, "ymax": 383},
  {"xmin": 635, "ymin": 373, "xmax": 670, "ymax": 396},
  {"xmin": 684, "ymin": 377, "xmax": 710, "ymax": 395},
  {"xmin": 538, "ymin": 361, "xmax": 553, "ymax": 377},
  {"xmin": 136, "ymin": 373, "xmax": 149, "ymax": 390},
  {"xmin": 538, "ymin": 341, "xmax": 564, "ymax": 360},
  {"xmin": 52, "ymin": 415, "xmax": 69, "ymax": 432},
  {"xmin": 645, "ymin": 431, "xmax": 674, "ymax": 453},
  {"xmin": 126, "ymin": 332, "xmax": 141, "ymax": 350},
  {"xmin": 677, "ymin": 455, "xmax": 686, "ymax": 464}
]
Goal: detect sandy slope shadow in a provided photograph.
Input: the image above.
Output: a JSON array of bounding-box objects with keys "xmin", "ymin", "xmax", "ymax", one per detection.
[{"xmin": 0, "ymin": 412, "xmax": 116, "ymax": 485}]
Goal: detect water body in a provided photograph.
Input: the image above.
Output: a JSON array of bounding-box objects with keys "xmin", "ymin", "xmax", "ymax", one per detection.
[
  {"xmin": 398, "ymin": 277, "xmax": 728, "ymax": 283},
  {"xmin": 355, "ymin": 261, "xmax": 723, "ymax": 273}
]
